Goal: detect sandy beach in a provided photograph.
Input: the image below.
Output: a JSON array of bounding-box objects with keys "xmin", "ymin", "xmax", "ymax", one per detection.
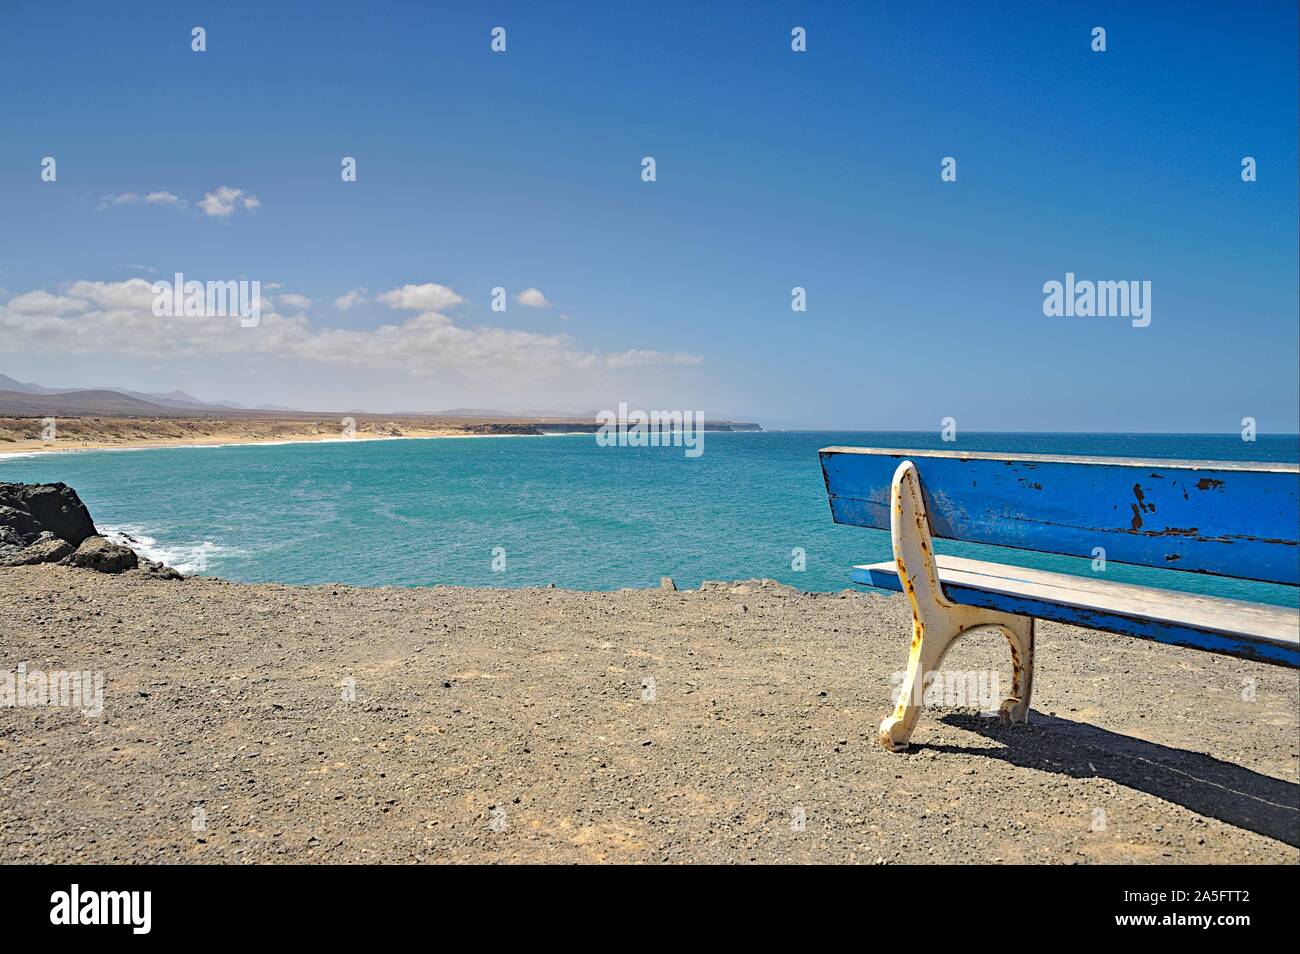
[
  {"xmin": 0, "ymin": 415, "xmax": 566, "ymax": 457},
  {"xmin": 2, "ymin": 565, "xmax": 1295, "ymax": 864}
]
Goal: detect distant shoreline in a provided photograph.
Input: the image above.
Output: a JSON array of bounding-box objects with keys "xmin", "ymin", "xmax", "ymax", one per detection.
[
  {"xmin": 0, "ymin": 417, "xmax": 766, "ymax": 460},
  {"xmin": 0, "ymin": 410, "xmax": 767, "ymax": 460},
  {"xmin": 0, "ymin": 427, "xmax": 553, "ymax": 460}
]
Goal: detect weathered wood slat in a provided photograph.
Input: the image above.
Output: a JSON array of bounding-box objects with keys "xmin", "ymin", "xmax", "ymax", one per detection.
[
  {"xmin": 821, "ymin": 447, "xmax": 1300, "ymax": 585},
  {"xmin": 856, "ymin": 556, "xmax": 1300, "ymax": 667}
]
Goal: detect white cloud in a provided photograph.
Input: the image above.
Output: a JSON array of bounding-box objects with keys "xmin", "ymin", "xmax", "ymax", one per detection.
[
  {"xmin": 5, "ymin": 290, "xmax": 91, "ymax": 315},
  {"xmin": 334, "ymin": 288, "xmax": 367, "ymax": 311},
  {"xmin": 605, "ymin": 349, "xmax": 702, "ymax": 368},
  {"xmin": 376, "ymin": 283, "xmax": 463, "ymax": 312},
  {"xmin": 0, "ymin": 280, "xmax": 702, "ymax": 397},
  {"xmin": 276, "ymin": 293, "xmax": 312, "ymax": 311},
  {"xmin": 64, "ymin": 279, "xmax": 158, "ymax": 311},
  {"xmin": 198, "ymin": 186, "xmax": 261, "ymax": 218},
  {"xmin": 99, "ymin": 191, "xmax": 186, "ymax": 210},
  {"xmin": 515, "ymin": 287, "xmax": 549, "ymax": 308}
]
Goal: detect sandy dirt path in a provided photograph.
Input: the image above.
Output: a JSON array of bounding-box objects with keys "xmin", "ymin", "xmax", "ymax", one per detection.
[{"xmin": 1, "ymin": 566, "xmax": 1296, "ymax": 863}]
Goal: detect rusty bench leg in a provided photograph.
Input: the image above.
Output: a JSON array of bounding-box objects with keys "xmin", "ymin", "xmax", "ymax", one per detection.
[
  {"xmin": 880, "ymin": 614, "xmax": 961, "ymax": 752},
  {"xmin": 997, "ymin": 616, "xmax": 1035, "ymax": 724},
  {"xmin": 878, "ymin": 460, "xmax": 1037, "ymax": 752}
]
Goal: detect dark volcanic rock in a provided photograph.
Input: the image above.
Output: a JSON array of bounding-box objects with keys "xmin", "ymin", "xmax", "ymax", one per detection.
[
  {"xmin": 63, "ymin": 535, "xmax": 139, "ymax": 574},
  {"xmin": 138, "ymin": 558, "xmax": 184, "ymax": 581},
  {"xmin": 1, "ymin": 483, "xmax": 183, "ymax": 577},
  {"xmin": 2, "ymin": 533, "xmax": 75, "ymax": 567},
  {"xmin": 0, "ymin": 483, "xmax": 98, "ymax": 548}
]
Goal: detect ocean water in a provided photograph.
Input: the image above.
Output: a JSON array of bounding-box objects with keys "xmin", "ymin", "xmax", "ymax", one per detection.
[{"xmin": 2, "ymin": 431, "xmax": 1297, "ymax": 606}]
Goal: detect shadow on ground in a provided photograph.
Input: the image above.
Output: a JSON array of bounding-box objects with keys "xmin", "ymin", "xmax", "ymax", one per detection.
[{"xmin": 923, "ymin": 710, "xmax": 1300, "ymax": 848}]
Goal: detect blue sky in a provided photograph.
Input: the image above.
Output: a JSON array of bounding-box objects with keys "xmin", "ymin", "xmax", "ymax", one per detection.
[{"xmin": 1, "ymin": 0, "xmax": 1296, "ymax": 430}]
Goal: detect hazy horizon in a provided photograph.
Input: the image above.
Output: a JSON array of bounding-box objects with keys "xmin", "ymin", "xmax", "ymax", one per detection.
[{"xmin": 7, "ymin": 362, "xmax": 1300, "ymax": 436}]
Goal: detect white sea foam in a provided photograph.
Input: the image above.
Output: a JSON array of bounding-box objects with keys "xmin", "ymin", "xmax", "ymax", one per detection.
[{"xmin": 100, "ymin": 525, "xmax": 237, "ymax": 575}]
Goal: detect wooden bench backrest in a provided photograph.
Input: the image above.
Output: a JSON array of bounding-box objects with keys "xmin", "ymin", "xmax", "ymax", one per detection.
[{"xmin": 819, "ymin": 447, "xmax": 1300, "ymax": 586}]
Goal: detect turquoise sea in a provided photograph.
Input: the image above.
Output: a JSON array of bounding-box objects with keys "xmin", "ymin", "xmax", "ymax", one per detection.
[{"xmin": 2, "ymin": 432, "xmax": 1297, "ymax": 606}]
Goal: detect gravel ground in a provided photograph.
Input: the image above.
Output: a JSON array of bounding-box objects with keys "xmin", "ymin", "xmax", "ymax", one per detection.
[{"xmin": 1, "ymin": 565, "xmax": 1296, "ymax": 864}]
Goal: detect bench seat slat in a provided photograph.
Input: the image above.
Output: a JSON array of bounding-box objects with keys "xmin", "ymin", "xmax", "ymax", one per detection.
[{"xmin": 855, "ymin": 555, "xmax": 1300, "ymax": 667}]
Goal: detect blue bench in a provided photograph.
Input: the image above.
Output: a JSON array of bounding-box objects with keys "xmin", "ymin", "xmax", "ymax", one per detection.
[{"xmin": 818, "ymin": 447, "xmax": 1300, "ymax": 751}]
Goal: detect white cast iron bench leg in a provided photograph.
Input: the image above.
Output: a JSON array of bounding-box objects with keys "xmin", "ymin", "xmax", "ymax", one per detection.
[{"xmin": 878, "ymin": 460, "xmax": 1036, "ymax": 752}]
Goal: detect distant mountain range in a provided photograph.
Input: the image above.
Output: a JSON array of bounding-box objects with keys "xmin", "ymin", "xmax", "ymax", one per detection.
[
  {"xmin": 0, "ymin": 374, "xmax": 594, "ymax": 418},
  {"xmin": 0, "ymin": 374, "xmax": 760, "ymax": 427},
  {"xmin": 0, "ymin": 374, "xmax": 296, "ymax": 412}
]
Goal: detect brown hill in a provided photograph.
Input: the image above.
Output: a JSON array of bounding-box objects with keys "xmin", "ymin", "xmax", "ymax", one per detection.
[{"xmin": 0, "ymin": 388, "xmax": 182, "ymax": 417}]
